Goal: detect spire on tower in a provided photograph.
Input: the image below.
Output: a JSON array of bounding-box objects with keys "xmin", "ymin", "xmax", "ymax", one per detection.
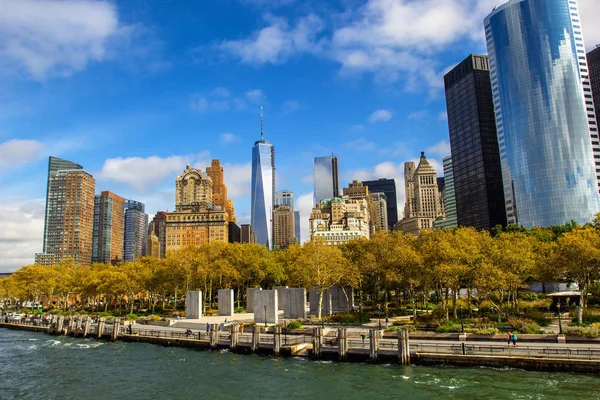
[{"xmin": 260, "ymin": 106, "xmax": 264, "ymax": 141}]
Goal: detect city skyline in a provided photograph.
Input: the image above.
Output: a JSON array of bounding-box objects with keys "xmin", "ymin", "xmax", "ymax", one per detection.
[{"xmin": 2, "ymin": 0, "xmax": 600, "ymax": 271}]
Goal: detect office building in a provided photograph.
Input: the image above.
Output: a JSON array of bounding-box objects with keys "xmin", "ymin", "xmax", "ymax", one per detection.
[
  {"xmin": 44, "ymin": 168, "xmax": 95, "ymax": 265},
  {"xmin": 206, "ymin": 159, "xmax": 237, "ymax": 223},
  {"xmin": 398, "ymin": 152, "xmax": 445, "ymax": 235},
  {"xmin": 228, "ymin": 222, "xmax": 241, "ymax": 243},
  {"xmin": 273, "ymin": 205, "xmax": 296, "ymax": 249},
  {"xmin": 485, "ymin": 0, "xmax": 600, "ymax": 227},
  {"xmin": 313, "ymin": 156, "xmax": 340, "ymax": 204},
  {"xmin": 148, "ymin": 211, "xmax": 167, "ymax": 258},
  {"xmin": 251, "ymin": 109, "xmax": 275, "ymax": 248},
  {"xmin": 444, "ymin": 54, "xmax": 506, "ymax": 230},
  {"xmin": 275, "ymin": 190, "xmax": 294, "ymax": 210},
  {"xmin": 165, "ymin": 165, "xmax": 231, "ymax": 252},
  {"xmin": 294, "ymin": 210, "xmax": 301, "ymax": 243},
  {"xmin": 309, "ymin": 197, "xmax": 370, "ymax": 245},
  {"xmin": 369, "ymin": 192, "xmax": 388, "ymax": 232},
  {"xmin": 147, "ymin": 232, "xmax": 161, "ymax": 258},
  {"xmin": 92, "ymin": 191, "xmax": 125, "ymax": 263},
  {"xmin": 588, "ymin": 46, "xmax": 600, "ymax": 128},
  {"xmin": 124, "ymin": 200, "xmax": 148, "ymax": 262},
  {"xmin": 42, "ymin": 156, "xmax": 83, "ymax": 253},
  {"xmin": 362, "ymin": 178, "xmax": 398, "ymax": 230},
  {"xmin": 241, "ymin": 224, "xmax": 257, "ymax": 244},
  {"xmin": 435, "ymin": 156, "xmax": 458, "ymax": 229},
  {"xmin": 34, "ymin": 253, "xmax": 55, "ymax": 267}
]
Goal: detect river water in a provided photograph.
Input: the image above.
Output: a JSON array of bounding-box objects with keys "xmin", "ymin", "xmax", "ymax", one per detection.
[{"xmin": 1, "ymin": 329, "xmax": 600, "ymax": 399}]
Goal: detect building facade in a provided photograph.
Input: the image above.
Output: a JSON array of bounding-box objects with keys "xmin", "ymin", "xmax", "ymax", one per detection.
[
  {"xmin": 206, "ymin": 159, "xmax": 236, "ymax": 223},
  {"xmin": 435, "ymin": 156, "xmax": 458, "ymax": 229},
  {"xmin": 241, "ymin": 224, "xmax": 257, "ymax": 244},
  {"xmin": 362, "ymin": 178, "xmax": 398, "ymax": 230},
  {"xmin": 444, "ymin": 54, "xmax": 506, "ymax": 230},
  {"xmin": 485, "ymin": 0, "xmax": 600, "ymax": 227},
  {"xmin": 251, "ymin": 134, "xmax": 275, "ymax": 249},
  {"xmin": 273, "ymin": 205, "xmax": 296, "ymax": 249},
  {"xmin": 589, "ymin": 46, "xmax": 600, "ymax": 131},
  {"xmin": 42, "ymin": 156, "xmax": 83, "ymax": 253},
  {"xmin": 124, "ymin": 200, "xmax": 148, "ymax": 262},
  {"xmin": 148, "ymin": 211, "xmax": 167, "ymax": 259},
  {"xmin": 294, "ymin": 210, "xmax": 301, "ymax": 243},
  {"xmin": 313, "ymin": 156, "xmax": 340, "ymax": 204},
  {"xmin": 34, "ymin": 253, "xmax": 55, "ymax": 267},
  {"xmin": 309, "ymin": 197, "xmax": 370, "ymax": 245},
  {"xmin": 44, "ymin": 169, "xmax": 95, "ymax": 265},
  {"xmin": 147, "ymin": 232, "xmax": 161, "ymax": 258},
  {"xmin": 398, "ymin": 152, "xmax": 445, "ymax": 235},
  {"xmin": 275, "ymin": 190, "xmax": 294, "ymax": 210},
  {"xmin": 369, "ymin": 192, "xmax": 389, "ymax": 232},
  {"xmin": 92, "ymin": 191, "xmax": 125, "ymax": 263}
]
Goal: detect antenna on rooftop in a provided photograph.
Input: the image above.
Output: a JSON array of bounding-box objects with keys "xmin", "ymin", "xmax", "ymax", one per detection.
[{"xmin": 260, "ymin": 106, "xmax": 264, "ymax": 141}]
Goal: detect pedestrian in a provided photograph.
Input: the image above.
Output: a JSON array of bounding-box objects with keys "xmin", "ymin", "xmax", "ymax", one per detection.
[
  {"xmin": 185, "ymin": 328, "xmax": 192, "ymax": 338},
  {"xmin": 127, "ymin": 322, "xmax": 133, "ymax": 335},
  {"xmin": 511, "ymin": 332, "xmax": 518, "ymax": 347},
  {"xmin": 240, "ymin": 323, "xmax": 244, "ymax": 334},
  {"xmin": 385, "ymin": 317, "xmax": 389, "ymax": 327},
  {"xmin": 206, "ymin": 322, "xmax": 210, "ymax": 334},
  {"xmin": 361, "ymin": 333, "xmax": 366, "ymax": 347},
  {"xmin": 507, "ymin": 332, "xmax": 511, "ymax": 346}
]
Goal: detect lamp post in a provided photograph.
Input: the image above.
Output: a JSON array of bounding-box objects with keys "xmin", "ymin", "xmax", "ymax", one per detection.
[
  {"xmin": 557, "ymin": 302, "xmax": 563, "ymax": 334},
  {"xmin": 460, "ymin": 305, "xmax": 464, "ymax": 333},
  {"xmin": 264, "ymin": 305, "xmax": 267, "ymax": 328}
]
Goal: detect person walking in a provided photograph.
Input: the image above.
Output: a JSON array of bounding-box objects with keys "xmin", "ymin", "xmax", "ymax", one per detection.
[
  {"xmin": 507, "ymin": 332, "xmax": 511, "ymax": 346},
  {"xmin": 511, "ymin": 332, "xmax": 518, "ymax": 347},
  {"xmin": 361, "ymin": 333, "xmax": 366, "ymax": 347},
  {"xmin": 206, "ymin": 322, "xmax": 210, "ymax": 334}
]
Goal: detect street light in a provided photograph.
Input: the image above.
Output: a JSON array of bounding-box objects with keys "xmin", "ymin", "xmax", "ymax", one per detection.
[
  {"xmin": 264, "ymin": 305, "xmax": 267, "ymax": 328},
  {"xmin": 557, "ymin": 302, "xmax": 563, "ymax": 334}
]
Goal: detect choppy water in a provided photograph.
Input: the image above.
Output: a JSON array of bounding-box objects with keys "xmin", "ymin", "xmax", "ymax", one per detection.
[{"xmin": 1, "ymin": 329, "xmax": 600, "ymax": 399}]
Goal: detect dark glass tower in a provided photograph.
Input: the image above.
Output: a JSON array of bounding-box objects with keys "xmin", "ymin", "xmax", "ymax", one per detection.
[
  {"xmin": 361, "ymin": 178, "xmax": 398, "ymax": 230},
  {"xmin": 444, "ymin": 54, "xmax": 507, "ymax": 230}
]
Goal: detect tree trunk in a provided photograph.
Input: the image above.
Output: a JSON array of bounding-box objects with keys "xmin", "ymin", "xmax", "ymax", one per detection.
[
  {"xmin": 452, "ymin": 288, "xmax": 458, "ymax": 320},
  {"xmin": 317, "ymin": 289, "xmax": 324, "ymax": 321},
  {"xmin": 444, "ymin": 288, "xmax": 449, "ymax": 321}
]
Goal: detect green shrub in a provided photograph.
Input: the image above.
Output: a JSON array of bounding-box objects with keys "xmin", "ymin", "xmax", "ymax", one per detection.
[
  {"xmin": 435, "ymin": 322, "xmax": 462, "ymax": 333},
  {"xmin": 324, "ymin": 313, "xmax": 370, "ymax": 324},
  {"xmin": 526, "ymin": 310, "xmax": 552, "ymax": 327},
  {"xmin": 234, "ymin": 307, "xmax": 246, "ymax": 313},
  {"xmin": 205, "ymin": 309, "xmax": 218, "ymax": 316},
  {"xmin": 571, "ymin": 309, "xmax": 600, "ymax": 325},
  {"xmin": 508, "ymin": 318, "xmax": 541, "ymax": 334},
  {"xmin": 385, "ymin": 324, "xmax": 416, "ymax": 333},
  {"xmin": 475, "ymin": 326, "xmax": 500, "ymax": 335},
  {"xmin": 148, "ymin": 315, "xmax": 162, "ymax": 321},
  {"xmin": 519, "ymin": 292, "xmax": 539, "ymax": 301},
  {"xmin": 564, "ymin": 323, "xmax": 600, "ymax": 338},
  {"xmin": 126, "ymin": 313, "xmax": 139, "ymax": 321},
  {"xmin": 286, "ymin": 320, "xmax": 303, "ymax": 329},
  {"xmin": 98, "ymin": 312, "xmax": 112, "ymax": 318}
]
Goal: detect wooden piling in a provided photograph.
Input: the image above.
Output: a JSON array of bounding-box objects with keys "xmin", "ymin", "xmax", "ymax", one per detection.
[
  {"xmin": 209, "ymin": 324, "xmax": 218, "ymax": 349},
  {"xmin": 83, "ymin": 317, "xmax": 91, "ymax": 338},
  {"xmin": 274, "ymin": 326, "xmax": 281, "ymax": 357},
  {"xmin": 67, "ymin": 317, "xmax": 75, "ymax": 336},
  {"xmin": 97, "ymin": 318, "xmax": 106, "ymax": 339},
  {"xmin": 56, "ymin": 316, "xmax": 65, "ymax": 335},
  {"xmin": 312, "ymin": 327, "xmax": 322, "ymax": 359},
  {"xmin": 230, "ymin": 324, "xmax": 239, "ymax": 351},
  {"xmin": 369, "ymin": 328, "xmax": 378, "ymax": 363},
  {"xmin": 398, "ymin": 329, "xmax": 410, "ymax": 365},
  {"xmin": 251, "ymin": 325, "xmax": 260, "ymax": 353},
  {"xmin": 338, "ymin": 328, "xmax": 347, "ymax": 361},
  {"xmin": 110, "ymin": 318, "xmax": 120, "ymax": 342},
  {"xmin": 75, "ymin": 316, "xmax": 83, "ymax": 336}
]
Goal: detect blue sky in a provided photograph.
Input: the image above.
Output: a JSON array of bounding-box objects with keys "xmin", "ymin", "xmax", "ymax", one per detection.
[{"xmin": 1, "ymin": 0, "xmax": 599, "ymax": 272}]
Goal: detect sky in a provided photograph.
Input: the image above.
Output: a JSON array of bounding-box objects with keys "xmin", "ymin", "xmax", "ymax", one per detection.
[{"xmin": 1, "ymin": 0, "xmax": 600, "ymax": 272}]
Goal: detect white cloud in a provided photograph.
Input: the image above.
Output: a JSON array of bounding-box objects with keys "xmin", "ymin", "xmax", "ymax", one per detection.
[
  {"xmin": 218, "ymin": 14, "xmax": 325, "ymax": 65},
  {"xmin": 0, "ymin": 0, "xmax": 122, "ymax": 80},
  {"xmin": 98, "ymin": 153, "xmax": 210, "ymax": 193},
  {"xmin": 296, "ymin": 192, "xmax": 314, "ymax": 243},
  {"xmin": 219, "ymin": 133, "xmax": 239, "ymax": 144},
  {"xmin": 223, "ymin": 162, "xmax": 252, "ymax": 199},
  {"xmin": 426, "ymin": 140, "xmax": 451, "ymax": 158},
  {"xmin": 343, "ymin": 138, "xmax": 375, "ymax": 151},
  {"xmin": 438, "ymin": 111, "xmax": 448, "ymax": 121},
  {"xmin": 580, "ymin": 0, "xmax": 600, "ymax": 50},
  {"xmin": 246, "ymin": 89, "xmax": 266, "ymax": 104},
  {"xmin": 211, "ymin": 87, "xmax": 231, "ymax": 98},
  {"xmin": 190, "ymin": 96, "xmax": 230, "ymax": 113},
  {"xmin": 0, "ymin": 199, "xmax": 45, "ymax": 272},
  {"xmin": 408, "ymin": 110, "xmax": 429, "ymax": 120},
  {"xmin": 368, "ymin": 109, "xmax": 392, "ymax": 123},
  {"xmin": 0, "ymin": 139, "xmax": 45, "ymax": 172},
  {"xmin": 282, "ymin": 100, "xmax": 301, "ymax": 114}
]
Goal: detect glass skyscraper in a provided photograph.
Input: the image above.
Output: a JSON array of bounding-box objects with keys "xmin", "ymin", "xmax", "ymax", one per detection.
[
  {"xmin": 124, "ymin": 200, "xmax": 148, "ymax": 262},
  {"xmin": 251, "ymin": 134, "xmax": 275, "ymax": 248},
  {"xmin": 313, "ymin": 156, "xmax": 339, "ymax": 204},
  {"xmin": 485, "ymin": 0, "xmax": 600, "ymax": 227},
  {"xmin": 362, "ymin": 178, "xmax": 398, "ymax": 229}
]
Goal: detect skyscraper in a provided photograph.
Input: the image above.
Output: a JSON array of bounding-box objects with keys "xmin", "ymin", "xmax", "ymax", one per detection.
[
  {"xmin": 273, "ymin": 206, "xmax": 296, "ymax": 249},
  {"xmin": 148, "ymin": 211, "xmax": 167, "ymax": 259},
  {"xmin": 369, "ymin": 192, "xmax": 388, "ymax": 232},
  {"xmin": 92, "ymin": 191, "xmax": 125, "ymax": 263},
  {"xmin": 294, "ymin": 211, "xmax": 301, "ymax": 243},
  {"xmin": 444, "ymin": 54, "xmax": 506, "ymax": 230},
  {"xmin": 44, "ymin": 168, "xmax": 95, "ymax": 265},
  {"xmin": 206, "ymin": 159, "xmax": 236, "ymax": 223},
  {"xmin": 435, "ymin": 156, "xmax": 458, "ymax": 229},
  {"xmin": 588, "ymin": 46, "xmax": 600, "ymax": 128},
  {"xmin": 42, "ymin": 156, "xmax": 83, "ymax": 253},
  {"xmin": 398, "ymin": 152, "xmax": 444, "ymax": 235},
  {"xmin": 251, "ymin": 108, "xmax": 275, "ymax": 248},
  {"xmin": 124, "ymin": 200, "xmax": 148, "ymax": 262},
  {"xmin": 275, "ymin": 190, "xmax": 294, "ymax": 210},
  {"xmin": 362, "ymin": 178, "xmax": 398, "ymax": 230},
  {"xmin": 485, "ymin": 0, "xmax": 600, "ymax": 227},
  {"xmin": 313, "ymin": 156, "xmax": 339, "ymax": 204}
]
